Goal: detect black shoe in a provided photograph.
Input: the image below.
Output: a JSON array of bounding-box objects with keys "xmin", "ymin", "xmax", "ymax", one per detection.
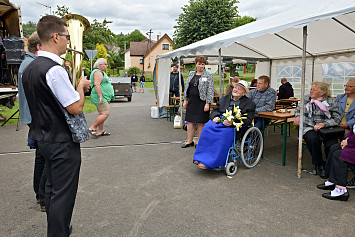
[
  {"xmin": 322, "ymin": 191, "xmax": 349, "ymax": 201},
  {"xmin": 69, "ymin": 225, "xmax": 72, "ymax": 235},
  {"xmin": 181, "ymin": 141, "xmax": 194, "ymax": 148},
  {"xmin": 317, "ymin": 183, "xmax": 335, "ymax": 190},
  {"xmin": 318, "ymin": 165, "xmax": 328, "ymax": 179},
  {"xmin": 346, "ymin": 177, "xmax": 355, "ymax": 188}
]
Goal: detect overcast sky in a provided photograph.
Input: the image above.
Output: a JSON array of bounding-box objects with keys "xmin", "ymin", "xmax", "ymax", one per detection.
[{"xmin": 15, "ymin": 0, "xmax": 309, "ymax": 39}]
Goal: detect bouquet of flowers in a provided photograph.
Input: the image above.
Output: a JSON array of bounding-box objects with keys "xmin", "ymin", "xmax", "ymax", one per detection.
[{"xmin": 219, "ymin": 105, "xmax": 247, "ymax": 131}]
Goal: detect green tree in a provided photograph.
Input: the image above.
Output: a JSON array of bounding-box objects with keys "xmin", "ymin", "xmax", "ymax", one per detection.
[
  {"xmin": 94, "ymin": 43, "xmax": 107, "ymax": 61},
  {"xmin": 116, "ymin": 29, "xmax": 146, "ymax": 52},
  {"xmin": 173, "ymin": 0, "xmax": 256, "ymax": 48},
  {"xmin": 22, "ymin": 21, "xmax": 37, "ymax": 38},
  {"xmin": 53, "ymin": 5, "xmax": 70, "ymax": 17},
  {"xmin": 234, "ymin": 15, "xmax": 256, "ymax": 28},
  {"xmin": 94, "ymin": 43, "xmax": 110, "ymax": 74},
  {"xmin": 128, "ymin": 66, "xmax": 140, "ymax": 76},
  {"xmin": 128, "ymin": 29, "xmax": 146, "ymax": 42},
  {"xmin": 83, "ymin": 19, "xmax": 116, "ymax": 51},
  {"xmin": 107, "ymin": 51, "xmax": 123, "ymax": 70}
]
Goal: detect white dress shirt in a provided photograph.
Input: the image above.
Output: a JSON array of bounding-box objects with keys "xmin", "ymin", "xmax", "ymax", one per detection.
[{"xmin": 38, "ymin": 51, "xmax": 80, "ymax": 108}]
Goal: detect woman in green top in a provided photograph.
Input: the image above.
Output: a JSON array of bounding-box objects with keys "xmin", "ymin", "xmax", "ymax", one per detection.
[{"xmin": 89, "ymin": 58, "xmax": 114, "ymax": 137}]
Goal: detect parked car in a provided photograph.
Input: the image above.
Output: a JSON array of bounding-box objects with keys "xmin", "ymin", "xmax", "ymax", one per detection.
[{"xmin": 110, "ymin": 77, "xmax": 132, "ymax": 102}]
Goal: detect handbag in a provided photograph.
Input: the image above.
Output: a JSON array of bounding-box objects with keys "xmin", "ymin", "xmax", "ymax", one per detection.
[
  {"xmin": 318, "ymin": 126, "xmax": 345, "ymax": 140},
  {"xmin": 62, "ymin": 108, "xmax": 90, "ymax": 143}
]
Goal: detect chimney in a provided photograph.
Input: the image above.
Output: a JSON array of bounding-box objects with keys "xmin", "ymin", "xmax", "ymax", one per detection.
[{"xmin": 157, "ymin": 35, "xmax": 160, "ymax": 41}]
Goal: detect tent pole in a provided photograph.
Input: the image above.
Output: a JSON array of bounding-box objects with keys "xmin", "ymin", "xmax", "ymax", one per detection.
[
  {"xmin": 298, "ymin": 26, "xmax": 308, "ymax": 178},
  {"xmin": 219, "ymin": 48, "xmax": 222, "ymax": 98},
  {"xmin": 312, "ymin": 57, "xmax": 315, "ymax": 83},
  {"xmin": 155, "ymin": 60, "xmax": 158, "ymax": 106},
  {"xmin": 178, "ymin": 57, "xmax": 183, "ymax": 128}
]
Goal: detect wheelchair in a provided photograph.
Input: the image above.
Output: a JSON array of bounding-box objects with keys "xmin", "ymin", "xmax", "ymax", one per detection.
[{"xmin": 223, "ymin": 126, "xmax": 263, "ymax": 176}]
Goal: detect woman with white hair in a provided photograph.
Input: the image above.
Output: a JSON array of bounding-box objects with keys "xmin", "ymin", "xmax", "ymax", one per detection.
[
  {"xmin": 89, "ymin": 58, "xmax": 114, "ymax": 137},
  {"xmin": 193, "ymin": 80, "xmax": 256, "ymax": 169},
  {"xmin": 336, "ymin": 78, "xmax": 355, "ymax": 187},
  {"xmin": 294, "ymin": 81, "xmax": 342, "ymax": 178}
]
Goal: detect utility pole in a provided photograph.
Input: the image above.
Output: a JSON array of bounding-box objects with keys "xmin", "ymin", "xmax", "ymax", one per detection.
[
  {"xmin": 145, "ymin": 29, "xmax": 153, "ymax": 71},
  {"xmin": 123, "ymin": 41, "xmax": 128, "ymax": 51},
  {"xmin": 36, "ymin": 2, "xmax": 51, "ymax": 14},
  {"xmin": 146, "ymin": 29, "xmax": 153, "ymax": 41}
]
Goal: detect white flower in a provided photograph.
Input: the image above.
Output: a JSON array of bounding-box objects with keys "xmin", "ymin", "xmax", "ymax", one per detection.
[
  {"xmin": 223, "ymin": 109, "xmax": 234, "ymax": 121},
  {"xmin": 233, "ymin": 121, "xmax": 244, "ymax": 131}
]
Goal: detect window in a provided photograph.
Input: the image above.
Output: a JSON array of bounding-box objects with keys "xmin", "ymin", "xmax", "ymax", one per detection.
[
  {"xmin": 139, "ymin": 58, "xmax": 143, "ymax": 64},
  {"xmin": 276, "ymin": 65, "xmax": 310, "ymax": 98},
  {"xmin": 322, "ymin": 62, "xmax": 355, "ymax": 96},
  {"xmin": 162, "ymin": 44, "xmax": 169, "ymax": 50}
]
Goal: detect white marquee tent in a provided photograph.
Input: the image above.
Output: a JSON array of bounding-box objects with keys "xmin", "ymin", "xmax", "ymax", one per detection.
[
  {"xmin": 154, "ymin": 0, "xmax": 355, "ymax": 177},
  {"xmin": 156, "ymin": 0, "xmax": 355, "ymax": 105}
]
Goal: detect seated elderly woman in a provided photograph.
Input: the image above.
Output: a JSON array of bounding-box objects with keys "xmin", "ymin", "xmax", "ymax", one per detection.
[
  {"xmin": 337, "ymin": 78, "xmax": 355, "ymax": 188},
  {"xmin": 193, "ymin": 80, "xmax": 256, "ymax": 169},
  {"xmin": 316, "ymin": 125, "xmax": 355, "ymax": 201},
  {"xmin": 294, "ymin": 82, "xmax": 342, "ymax": 179}
]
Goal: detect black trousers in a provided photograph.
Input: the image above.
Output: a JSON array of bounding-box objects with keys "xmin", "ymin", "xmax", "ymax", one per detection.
[
  {"xmin": 33, "ymin": 149, "xmax": 46, "ymax": 206},
  {"xmin": 37, "ymin": 141, "xmax": 81, "ymax": 237},
  {"xmin": 328, "ymin": 146, "xmax": 355, "ymax": 186},
  {"xmin": 303, "ymin": 130, "xmax": 338, "ymax": 166}
]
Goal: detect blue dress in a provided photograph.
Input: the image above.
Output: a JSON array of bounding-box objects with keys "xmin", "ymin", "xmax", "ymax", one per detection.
[{"xmin": 193, "ymin": 120, "xmax": 235, "ymax": 169}]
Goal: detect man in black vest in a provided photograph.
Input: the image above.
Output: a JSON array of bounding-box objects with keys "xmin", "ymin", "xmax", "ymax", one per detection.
[{"xmin": 22, "ymin": 15, "xmax": 90, "ymax": 237}]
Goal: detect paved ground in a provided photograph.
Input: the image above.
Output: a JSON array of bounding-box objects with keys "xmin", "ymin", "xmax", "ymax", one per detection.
[{"xmin": 1, "ymin": 89, "xmax": 354, "ymax": 237}]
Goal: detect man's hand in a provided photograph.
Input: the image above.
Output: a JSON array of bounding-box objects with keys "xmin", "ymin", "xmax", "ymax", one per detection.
[
  {"xmin": 294, "ymin": 116, "xmax": 300, "ymax": 126},
  {"xmin": 99, "ymin": 97, "xmax": 103, "ymax": 105},
  {"xmin": 78, "ymin": 76, "xmax": 90, "ymax": 92},
  {"xmin": 204, "ymin": 103, "xmax": 210, "ymax": 112}
]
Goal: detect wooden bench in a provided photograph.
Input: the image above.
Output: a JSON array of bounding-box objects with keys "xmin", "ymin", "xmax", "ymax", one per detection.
[{"xmin": 165, "ymin": 105, "xmax": 180, "ymax": 121}]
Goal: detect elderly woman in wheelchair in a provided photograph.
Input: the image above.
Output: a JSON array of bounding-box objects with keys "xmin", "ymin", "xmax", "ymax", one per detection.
[{"xmin": 193, "ymin": 80, "xmax": 263, "ymax": 175}]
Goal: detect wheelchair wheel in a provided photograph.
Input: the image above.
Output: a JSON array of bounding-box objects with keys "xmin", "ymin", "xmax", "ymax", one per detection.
[
  {"xmin": 226, "ymin": 162, "xmax": 237, "ymax": 176},
  {"xmin": 240, "ymin": 127, "xmax": 263, "ymax": 168}
]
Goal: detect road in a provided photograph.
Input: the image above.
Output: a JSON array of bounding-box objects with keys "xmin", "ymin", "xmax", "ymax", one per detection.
[{"xmin": 0, "ymin": 90, "xmax": 354, "ymax": 236}]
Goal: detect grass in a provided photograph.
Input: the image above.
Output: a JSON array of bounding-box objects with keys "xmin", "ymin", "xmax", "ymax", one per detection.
[
  {"xmin": 1, "ymin": 96, "xmax": 97, "ymax": 126},
  {"xmin": 143, "ymin": 72, "xmax": 255, "ymax": 90}
]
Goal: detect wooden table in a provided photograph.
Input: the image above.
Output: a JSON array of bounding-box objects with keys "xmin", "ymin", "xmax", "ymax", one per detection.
[
  {"xmin": 258, "ymin": 109, "xmax": 295, "ymax": 166},
  {"xmin": 276, "ymin": 98, "xmax": 300, "ymax": 109}
]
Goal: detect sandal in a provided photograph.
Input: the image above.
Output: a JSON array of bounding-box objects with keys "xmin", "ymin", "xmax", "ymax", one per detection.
[
  {"xmin": 96, "ymin": 131, "xmax": 111, "ymax": 136},
  {"xmin": 89, "ymin": 128, "xmax": 96, "ymax": 134}
]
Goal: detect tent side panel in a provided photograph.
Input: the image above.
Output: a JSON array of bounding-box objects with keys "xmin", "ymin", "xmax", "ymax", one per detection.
[{"xmin": 156, "ymin": 58, "xmax": 171, "ymax": 107}]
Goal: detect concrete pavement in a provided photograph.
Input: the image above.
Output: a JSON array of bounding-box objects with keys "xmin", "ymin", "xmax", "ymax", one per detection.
[{"xmin": 0, "ymin": 89, "xmax": 354, "ymax": 236}]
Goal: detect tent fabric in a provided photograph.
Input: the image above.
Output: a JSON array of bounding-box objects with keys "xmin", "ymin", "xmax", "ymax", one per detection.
[
  {"xmin": 156, "ymin": 58, "xmax": 171, "ymax": 107},
  {"xmin": 155, "ymin": 0, "xmax": 355, "ymax": 107},
  {"xmin": 157, "ymin": 0, "xmax": 355, "ymax": 60},
  {"xmin": 0, "ymin": 0, "xmax": 21, "ymax": 37}
]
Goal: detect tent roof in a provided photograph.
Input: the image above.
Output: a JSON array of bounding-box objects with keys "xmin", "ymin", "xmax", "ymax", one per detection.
[
  {"xmin": 0, "ymin": 0, "xmax": 21, "ymax": 37},
  {"xmin": 157, "ymin": 0, "xmax": 355, "ymax": 61}
]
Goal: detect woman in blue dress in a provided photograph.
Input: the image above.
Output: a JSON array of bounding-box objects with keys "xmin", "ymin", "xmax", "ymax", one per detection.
[{"xmin": 194, "ymin": 80, "xmax": 256, "ymax": 169}]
